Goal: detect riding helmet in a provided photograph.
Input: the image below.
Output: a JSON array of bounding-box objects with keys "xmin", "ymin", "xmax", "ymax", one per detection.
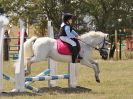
[{"xmin": 63, "ymin": 13, "xmax": 73, "ymax": 22}]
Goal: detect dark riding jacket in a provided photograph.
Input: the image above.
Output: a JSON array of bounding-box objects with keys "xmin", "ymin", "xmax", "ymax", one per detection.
[{"xmin": 59, "ymin": 23, "xmax": 78, "ymax": 38}]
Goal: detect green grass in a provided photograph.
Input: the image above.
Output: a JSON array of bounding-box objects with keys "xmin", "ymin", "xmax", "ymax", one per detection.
[{"xmin": 1, "ymin": 59, "xmax": 133, "ymax": 99}]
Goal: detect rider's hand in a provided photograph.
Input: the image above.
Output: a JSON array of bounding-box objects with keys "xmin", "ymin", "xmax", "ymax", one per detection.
[{"xmin": 76, "ymin": 36, "xmax": 81, "ymax": 40}]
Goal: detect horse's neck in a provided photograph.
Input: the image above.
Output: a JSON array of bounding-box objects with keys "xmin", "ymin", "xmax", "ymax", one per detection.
[{"xmin": 81, "ymin": 36, "xmax": 100, "ymax": 47}]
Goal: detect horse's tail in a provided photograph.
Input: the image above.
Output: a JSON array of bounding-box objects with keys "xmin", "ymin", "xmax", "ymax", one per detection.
[{"xmin": 24, "ymin": 36, "xmax": 37, "ymax": 65}]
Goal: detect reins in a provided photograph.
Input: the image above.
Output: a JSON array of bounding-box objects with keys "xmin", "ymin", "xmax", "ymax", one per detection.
[{"xmin": 78, "ymin": 39, "xmax": 100, "ymax": 51}]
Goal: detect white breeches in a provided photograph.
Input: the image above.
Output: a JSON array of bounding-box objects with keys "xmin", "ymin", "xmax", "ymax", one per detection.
[{"xmin": 60, "ymin": 36, "xmax": 76, "ymax": 46}]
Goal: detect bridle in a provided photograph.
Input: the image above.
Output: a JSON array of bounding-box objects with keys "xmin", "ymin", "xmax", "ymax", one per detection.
[
  {"xmin": 96, "ymin": 37, "xmax": 109, "ymax": 51},
  {"xmin": 79, "ymin": 37, "xmax": 109, "ymax": 60}
]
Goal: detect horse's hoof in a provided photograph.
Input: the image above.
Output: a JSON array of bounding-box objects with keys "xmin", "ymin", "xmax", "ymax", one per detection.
[{"xmin": 96, "ymin": 79, "xmax": 100, "ymax": 83}]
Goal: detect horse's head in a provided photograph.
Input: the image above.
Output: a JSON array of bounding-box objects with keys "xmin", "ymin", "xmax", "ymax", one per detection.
[
  {"xmin": 97, "ymin": 32, "xmax": 110, "ymax": 60},
  {"xmin": 81, "ymin": 31, "xmax": 110, "ymax": 60}
]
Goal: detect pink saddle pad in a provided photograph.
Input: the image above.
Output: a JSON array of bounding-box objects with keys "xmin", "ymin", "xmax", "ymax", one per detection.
[{"xmin": 57, "ymin": 39, "xmax": 71, "ymax": 55}]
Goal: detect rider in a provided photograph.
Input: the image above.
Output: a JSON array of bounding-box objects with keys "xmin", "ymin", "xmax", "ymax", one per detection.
[{"xmin": 59, "ymin": 13, "xmax": 82, "ymax": 63}]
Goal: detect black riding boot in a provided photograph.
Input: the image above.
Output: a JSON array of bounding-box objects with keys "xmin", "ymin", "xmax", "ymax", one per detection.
[
  {"xmin": 72, "ymin": 38, "xmax": 82, "ymax": 60},
  {"xmin": 71, "ymin": 47, "xmax": 78, "ymax": 63}
]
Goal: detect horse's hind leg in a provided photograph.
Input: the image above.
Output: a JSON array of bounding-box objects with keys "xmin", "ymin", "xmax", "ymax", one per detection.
[
  {"xmin": 25, "ymin": 57, "xmax": 32, "ymax": 76},
  {"xmin": 80, "ymin": 59, "xmax": 100, "ymax": 83},
  {"xmin": 25, "ymin": 55, "xmax": 44, "ymax": 76}
]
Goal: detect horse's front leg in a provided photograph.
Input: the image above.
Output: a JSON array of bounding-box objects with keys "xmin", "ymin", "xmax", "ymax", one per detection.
[
  {"xmin": 89, "ymin": 59, "xmax": 100, "ymax": 74},
  {"xmin": 80, "ymin": 59, "xmax": 100, "ymax": 83}
]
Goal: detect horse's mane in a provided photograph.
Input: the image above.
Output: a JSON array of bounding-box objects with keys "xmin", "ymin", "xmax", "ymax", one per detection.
[{"xmin": 81, "ymin": 31, "xmax": 105, "ymax": 38}]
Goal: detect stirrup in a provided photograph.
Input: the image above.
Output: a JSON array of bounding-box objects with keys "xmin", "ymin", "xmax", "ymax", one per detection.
[{"xmin": 77, "ymin": 55, "xmax": 83, "ymax": 59}]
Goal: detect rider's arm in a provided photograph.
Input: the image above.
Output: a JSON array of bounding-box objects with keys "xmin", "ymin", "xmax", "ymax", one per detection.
[
  {"xmin": 72, "ymin": 30, "xmax": 81, "ymax": 39},
  {"xmin": 65, "ymin": 26, "xmax": 78, "ymax": 38},
  {"xmin": 71, "ymin": 30, "xmax": 78, "ymax": 37}
]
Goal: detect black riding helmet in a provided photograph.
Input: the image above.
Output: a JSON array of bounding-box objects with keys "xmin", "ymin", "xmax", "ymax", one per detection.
[{"xmin": 63, "ymin": 13, "xmax": 73, "ymax": 23}]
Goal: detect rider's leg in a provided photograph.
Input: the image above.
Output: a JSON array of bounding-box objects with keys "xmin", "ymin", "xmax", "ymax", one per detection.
[
  {"xmin": 60, "ymin": 36, "xmax": 76, "ymax": 46},
  {"xmin": 70, "ymin": 46, "xmax": 78, "ymax": 63},
  {"xmin": 60, "ymin": 36, "xmax": 78, "ymax": 63},
  {"xmin": 72, "ymin": 38, "xmax": 83, "ymax": 60}
]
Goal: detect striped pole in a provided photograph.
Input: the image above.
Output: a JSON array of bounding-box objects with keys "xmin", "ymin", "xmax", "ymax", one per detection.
[
  {"xmin": 25, "ymin": 85, "xmax": 39, "ymax": 93},
  {"xmin": 25, "ymin": 74, "xmax": 70, "ymax": 82},
  {"xmin": 25, "ymin": 69, "xmax": 50, "ymax": 86},
  {"xmin": 3, "ymin": 74, "xmax": 15, "ymax": 82},
  {"xmin": 3, "ymin": 74, "xmax": 39, "ymax": 92}
]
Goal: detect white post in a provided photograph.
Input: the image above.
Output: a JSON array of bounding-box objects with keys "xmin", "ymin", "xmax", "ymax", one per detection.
[
  {"xmin": 0, "ymin": 15, "xmax": 9, "ymax": 93},
  {"xmin": 0, "ymin": 21, "xmax": 4, "ymax": 93},
  {"xmin": 48, "ymin": 21, "xmax": 57, "ymax": 87},
  {"xmin": 14, "ymin": 19, "xmax": 25, "ymax": 92},
  {"xmin": 68, "ymin": 63, "xmax": 77, "ymax": 88}
]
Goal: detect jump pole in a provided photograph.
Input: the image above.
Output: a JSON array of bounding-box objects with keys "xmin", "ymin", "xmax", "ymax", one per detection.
[
  {"xmin": 25, "ymin": 69, "xmax": 50, "ymax": 86},
  {"xmin": 48, "ymin": 21, "xmax": 57, "ymax": 87},
  {"xmin": 25, "ymin": 74, "xmax": 69, "ymax": 82},
  {"xmin": 13, "ymin": 19, "xmax": 25, "ymax": 92},
  {"xmin": 3, "ymin": 74, "xmax": 39, "ymax": 92}
]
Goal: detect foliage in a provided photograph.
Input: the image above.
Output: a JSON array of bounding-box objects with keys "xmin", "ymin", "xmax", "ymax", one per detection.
[
  {"xmin": 0, "ymin": 0, "xmax": 132, "ymax": 35},
  {"xmin": 80, "ymin": 0, "xmax": 133, "ymax": 32}
]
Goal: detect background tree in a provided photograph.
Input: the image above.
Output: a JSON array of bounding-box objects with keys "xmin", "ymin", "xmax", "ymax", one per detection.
[{"xmin": 0, "ymin": 0, "xmax": 132, "ymax": 36}]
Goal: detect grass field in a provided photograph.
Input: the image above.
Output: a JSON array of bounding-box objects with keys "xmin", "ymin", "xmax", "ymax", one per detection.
[{"xmin": 1, "ymin": 59, "xmax": 133, "ymax": 99}]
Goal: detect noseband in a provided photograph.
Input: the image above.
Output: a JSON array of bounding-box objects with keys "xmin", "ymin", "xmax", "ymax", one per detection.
[
  {"xmin": 97, "ymin": 37, "xmax": 109, "ymax": 60},
  {"xmin": 97, "ymin": 37, "xmax": 108, "ymax": 51}
]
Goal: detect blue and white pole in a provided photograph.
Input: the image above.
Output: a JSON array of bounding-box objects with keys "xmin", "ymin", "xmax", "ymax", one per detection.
[
  {"xmin": 25, "ymin": 74, "xmax": 70, "ymax": 82},
  {"xmin": 3, "ymin": 74, "xmax": 39, "ymax": 92},
  {"xmin": 25, "ymin": 69, "xmax": 50, "ymax": 86}
]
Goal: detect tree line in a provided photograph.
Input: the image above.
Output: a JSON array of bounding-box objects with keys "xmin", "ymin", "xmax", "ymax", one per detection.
[{"xmin": 0, "ymin": 0, "xmax": 132, "ymax": 36}]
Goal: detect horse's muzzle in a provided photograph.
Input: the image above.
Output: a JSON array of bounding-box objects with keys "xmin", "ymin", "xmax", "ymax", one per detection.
[{"xmin": 99, "ymin": 49, "xmax": 108, "ymax": 60}]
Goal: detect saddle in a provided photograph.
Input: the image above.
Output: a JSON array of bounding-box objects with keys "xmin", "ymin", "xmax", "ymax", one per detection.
[
  {"xmin": 56, "ymin": 39, "xmax": 83, "ymax": 63},
  {"xmin": 57, "ymin": 39, "xmax": 71, "ymax": 55},
  {"xmin": 56, "ymin": 39, "xmax": 80, "ymax": 55}
]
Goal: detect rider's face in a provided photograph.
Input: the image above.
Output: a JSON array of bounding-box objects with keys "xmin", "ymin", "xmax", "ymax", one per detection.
[{"xmin": 68, "ymin": 19, "xmax": 72, "ymax": 24}]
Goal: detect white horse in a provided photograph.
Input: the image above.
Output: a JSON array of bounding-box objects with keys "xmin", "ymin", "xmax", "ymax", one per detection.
[{"xmin": 24, "ymin": 31, "xmax": 109, "ymax": 83}]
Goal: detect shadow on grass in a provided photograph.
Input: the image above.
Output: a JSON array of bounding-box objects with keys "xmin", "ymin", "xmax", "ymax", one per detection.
[
  {"xmin": 0, "ymin": 92, "xmax": 41, "ymax": 97},
  {"xmin": 0, "ymin": 86, "xmax": 92, "ymax": 96},
  {"xmin": 38, "ymin": 86, "xmax": 92, "ymax": 94}
]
